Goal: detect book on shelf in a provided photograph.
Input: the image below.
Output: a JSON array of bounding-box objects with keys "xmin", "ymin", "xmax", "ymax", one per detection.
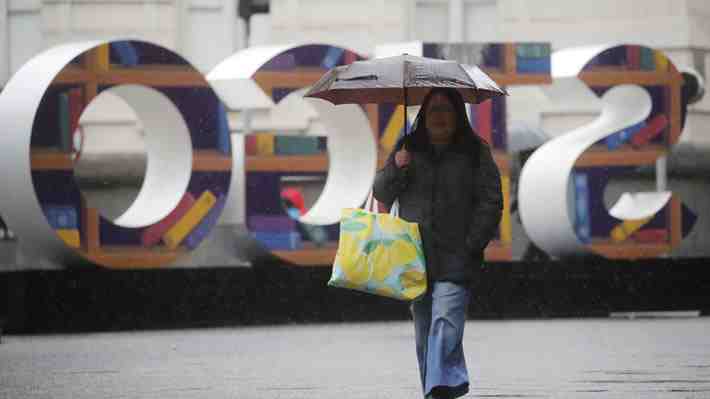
[
  {"xmin": 610, "ymin": 217, "xmax": 652, "ymax": 243},
  {"xmin": 68, "ymin": 88, "xmax": 83, "ymax": 153},
  {"xmin": 44, "ymin": 205, "xmax": 79, "ymax": 229},
  {"xmin": 112, "ymin": 41, "xmax": 139, "ymax": 67},
  {"xmin": 626, "ymin": 45, "xmax": 641, "ymax": 69},
  {"xmin": 274, "ymin": 136, "xmax": 321, "ymax": 155},
  {"xmin": 640, "ymin": 47, "xmax": 655, "ymax": 71},
  {"xmin": 256, "ymin": 134, "xmax": 275, "ymax": 155},
  {"xmin": 248, "ymin": 214, "xmax": 296, "ymax": 233},
  {"xmin": 56, "ymin": 88, "xmax": 83, "ymax": 153},
  {"xmin": 163, "ymin": 190, "xmax": 218, "ymax": 249},
  {"xmin": 630, "ymin": 114, "xmax": 668, "ymax": 148},
  {"xmin": 245, "ymin": 136, "xmax": 258, "ymax": 155},
  {"xmin": 516, "ymin": 44, "xmax": 551, "ymax": 74},
  {"xmin": 56, "ymin": 229, "xmax": 81, "ymax": 248},
  {"xmin": 573, "ymin": 172, "xmax": 591, "ymax": 244},
  {"xmin": 605, "ymin": 121, "xmax": 645, "ymax": 150},
  {"xmin": 216, "ymin": 104, "xmax": 231, "ymax": 155},
  {"xmin": 633, "ymin": 228, "xmax": 669, "ymax": 243},
  {"xmin": 58, "ymin": 93, "xmax": 72, "ymax": 152},
  {"xmin": 253, "ymin": 231, "xmax": 302, "ymax": 251},
  {"xmin": 183, "ymin": 194, "xmax": 227, "ymax": 250},
  {"xmin": 141, "ymin": 192, "xmax": 196, "ymax": 246}
]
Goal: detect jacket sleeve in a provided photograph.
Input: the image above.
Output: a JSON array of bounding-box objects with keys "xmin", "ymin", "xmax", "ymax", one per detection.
[
  {"xmin": 465, "ymin": 143, "xmax": 503, "ymax": 255},
  {"xmin": 372, "ymin": 137, "xmax": 409, "ymax": 207}
]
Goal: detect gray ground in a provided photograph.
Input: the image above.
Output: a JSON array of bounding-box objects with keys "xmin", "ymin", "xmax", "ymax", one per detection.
[{"xmin": 2, "ymin": 318, "xmax": 710, "ymax": 399}]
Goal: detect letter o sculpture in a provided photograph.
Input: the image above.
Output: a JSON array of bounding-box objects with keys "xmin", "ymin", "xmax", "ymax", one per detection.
[{"xmin": 0, "ymin": 40, "xmax": 232, "ymax": 268}]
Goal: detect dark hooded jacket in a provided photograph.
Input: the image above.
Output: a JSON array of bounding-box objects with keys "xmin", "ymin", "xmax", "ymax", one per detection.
[{"xmin": 373, "ymin": 88, "xmax": 503, "ymax": 283}]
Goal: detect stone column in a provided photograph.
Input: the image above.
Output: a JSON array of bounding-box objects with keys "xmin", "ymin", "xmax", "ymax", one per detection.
[{"xmin": 448, "ymin": 0, "xmax": 464, "ymax": 42}]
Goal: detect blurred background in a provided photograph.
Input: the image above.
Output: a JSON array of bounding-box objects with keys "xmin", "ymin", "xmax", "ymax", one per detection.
[{"xmin": 0, "ymin": 0, "xmax": 709, "ymax": 334}]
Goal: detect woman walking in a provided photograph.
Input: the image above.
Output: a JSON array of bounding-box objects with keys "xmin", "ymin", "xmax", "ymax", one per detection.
[{"xmin": 373, "ymin": 88, "xmax": 503, "ymax": 399}]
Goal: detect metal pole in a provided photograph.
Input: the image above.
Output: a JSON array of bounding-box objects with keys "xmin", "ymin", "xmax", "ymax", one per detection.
[{"xmin": 656, "ymin": 154, "xmax": 667, "ymax": 191}]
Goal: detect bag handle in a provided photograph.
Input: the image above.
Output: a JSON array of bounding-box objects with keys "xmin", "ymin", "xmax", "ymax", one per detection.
[
  {"xmin": 366, "ymin": 190, "xmax": 399, "ymax": 217},
  {"xmin": 390, "ymin": 199, "xmax": 400, "ymax": 217},
  {"xmin": 365, "ymin": 190, "xmax": 376, "ymax": 212}
]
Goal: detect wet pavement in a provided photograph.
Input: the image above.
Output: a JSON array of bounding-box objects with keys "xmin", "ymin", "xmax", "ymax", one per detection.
[{"xmin": 1, "ymin": 317, "xmax": 710, "ymax": 398}]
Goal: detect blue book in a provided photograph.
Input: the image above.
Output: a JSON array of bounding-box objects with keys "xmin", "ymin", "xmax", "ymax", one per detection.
[
  {"xmin": 253, "ymin": 231, "xmax": 302, "ymax": 250},
  {"xmin": 275, "ymin": 136, "xmax": 320, "ymax": 155},
  {"xmin": 516, "ymin": 43, "xmax": 551, "ymax": 58},
  {"xmin": 44, "ymin": 206, "xmax": 79, "ymax": 229},
  {"xmin": 516, "ymin": 57, "xmax": 551, "ymax": 74},
  {"xmin": 605, "ymin": 132, "xmax": 624, "ymax": 150},
  {"xmin": 640, "ymin": 48, "xmax": 655, "ymax": 70},
  {"xmin": 112, "ymin": 41, "xmax": 139, "ymax": 66},
  {"xmin": 574, "ymin": 173, "xmax": 591, "ymax": 244},
  {"xmin": 216, "ymin": 104, "xmax": 231, "ymax": 155},
  {"xmin": 605, "ymin": 121, "xmax": 645, "ymax": 150},
  {"xmin": 248, "ymin": 215, "xmax": 295, "ymax": 233},
  {"xmin": 183, "ymin": 194, "xmax": 227, "ymax": 250}
]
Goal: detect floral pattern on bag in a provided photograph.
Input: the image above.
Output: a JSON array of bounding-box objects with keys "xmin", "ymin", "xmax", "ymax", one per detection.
[{"xmin": 329, "ymin": 207, "xmax": 427, "ymax": 301}]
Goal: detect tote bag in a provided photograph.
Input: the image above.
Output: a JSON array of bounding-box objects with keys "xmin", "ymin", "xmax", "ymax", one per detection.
[{"xmin": 328, "ymin": 193, "xmax": 427, "ymax": 301}]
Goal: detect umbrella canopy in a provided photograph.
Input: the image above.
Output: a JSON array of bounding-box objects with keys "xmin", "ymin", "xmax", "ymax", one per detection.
[{"xmin": 304, "ymin": 54, "xmax": 507, "ymax": 105}]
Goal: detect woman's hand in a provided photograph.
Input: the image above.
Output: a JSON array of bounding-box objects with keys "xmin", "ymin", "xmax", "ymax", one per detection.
[{"xmin": 395, "ymin": 149, "xmax": 411, "ymax": 169}]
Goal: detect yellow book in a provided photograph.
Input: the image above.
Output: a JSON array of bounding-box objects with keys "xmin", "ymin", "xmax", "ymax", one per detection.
[
  {"xmin": 56, "ymin": 229, "xmax": 80, "ymax": 248},
  {"xmin": 380, "ymin": 105, "xmax": 405, "ymax": 152},
  {"xmin": 163, "ymin": 190, "xmax": 217, "ymax": 249},
  {"xmin": 610, "ymin": 217, "xmax": 652, "ymax": 242},
  {"xmin": 256, "ymin": 133, "xmax": 275, "ymax": 155},
  {"xmin": 654, "ymin": 50, "xmax": 669, "ymax": 72},
  {"xmin": 88, "ymin": 44, "xmax": 110, "ymax": 71},
  {"xmin": 610, "ymin": 225, "xmax": 628, "ymax": 242}
]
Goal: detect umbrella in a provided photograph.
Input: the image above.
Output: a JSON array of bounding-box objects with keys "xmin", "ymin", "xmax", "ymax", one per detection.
[{"xmin": 304, "ymin": 54, "xmax": 507, "ymax": 132}]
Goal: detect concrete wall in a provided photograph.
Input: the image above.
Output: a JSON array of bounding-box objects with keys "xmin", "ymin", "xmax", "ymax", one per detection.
[
  {"xmin": 499, "ymin": 0, "xmax": 692, "ymax": 49},
  {"xmin": 182, "ymin": 0, "xmax": 246, "ymax": 72},
  {"xmin": 263, "ymin": 0, "xmax": 501, "ymax": 55},
  {"xmin": 0, "ymin": 0, "xmax": 245, "ymax": 87},
  {"xmin": 41, "ymin": 0, "xmax": 179, "ymax": 49},
  {"xmin": 266, "ymin": 0, "xmax": 410, "ymax": 56},
  {"xmin": 6, "ymin": 0, "xmax": 43, "ymax": 83},
  {"xmin": 0, "ymin": 0, "xmax": 7, "ymax": 85}
]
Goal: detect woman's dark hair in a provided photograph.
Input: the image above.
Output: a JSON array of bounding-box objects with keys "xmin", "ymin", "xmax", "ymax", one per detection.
[{"xmin": 402, "ymin": 88, "xmax": 480, "ymax": 152}]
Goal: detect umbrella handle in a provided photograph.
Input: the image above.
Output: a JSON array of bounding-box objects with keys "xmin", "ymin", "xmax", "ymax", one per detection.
[
  {"xmin": 403, "ymin": 86, "xmax": 408, "ymax": 137},
  {"xmin": 401, "ymin": 85, "xmax": 411, "ymax": 179}
]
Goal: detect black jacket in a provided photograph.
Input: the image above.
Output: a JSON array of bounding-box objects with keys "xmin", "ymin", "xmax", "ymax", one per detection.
[{"xmin": 373, "ymin": 131, "xmax": 503, "ymax": 283}]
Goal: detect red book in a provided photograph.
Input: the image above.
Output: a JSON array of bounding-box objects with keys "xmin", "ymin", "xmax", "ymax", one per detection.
[
  {"xmin": 475, "ymin": 100, "xmax": 493, "ymax": 144},
  {"xmin": 141, "ymin": 192, "xmax": 196, "ymax": 246},
  {"xmin": 630, "ymin": 114, "xmax": 668, "ymax": 148},
  {"xmin": 245, "ymin": 135, "xmax": 258, "ymax": 155},
  {"xmin": 633, "ymin": 228, "xmax": 669, "ymax": 243},
  {"xmin": 627, "ymin": 45, "xmax": 641, "ymax": 69}
]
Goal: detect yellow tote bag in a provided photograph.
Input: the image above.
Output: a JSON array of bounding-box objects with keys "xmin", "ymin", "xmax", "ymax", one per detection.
[{"xmin": 328, "ymin": 194, "xmax": 427, "ymax": 301}]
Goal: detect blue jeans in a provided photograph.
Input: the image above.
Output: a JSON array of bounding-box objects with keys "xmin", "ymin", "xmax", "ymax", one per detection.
[{"xmin": 411, "ymin": 281, "xmax": 471, "ymax": 399}]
